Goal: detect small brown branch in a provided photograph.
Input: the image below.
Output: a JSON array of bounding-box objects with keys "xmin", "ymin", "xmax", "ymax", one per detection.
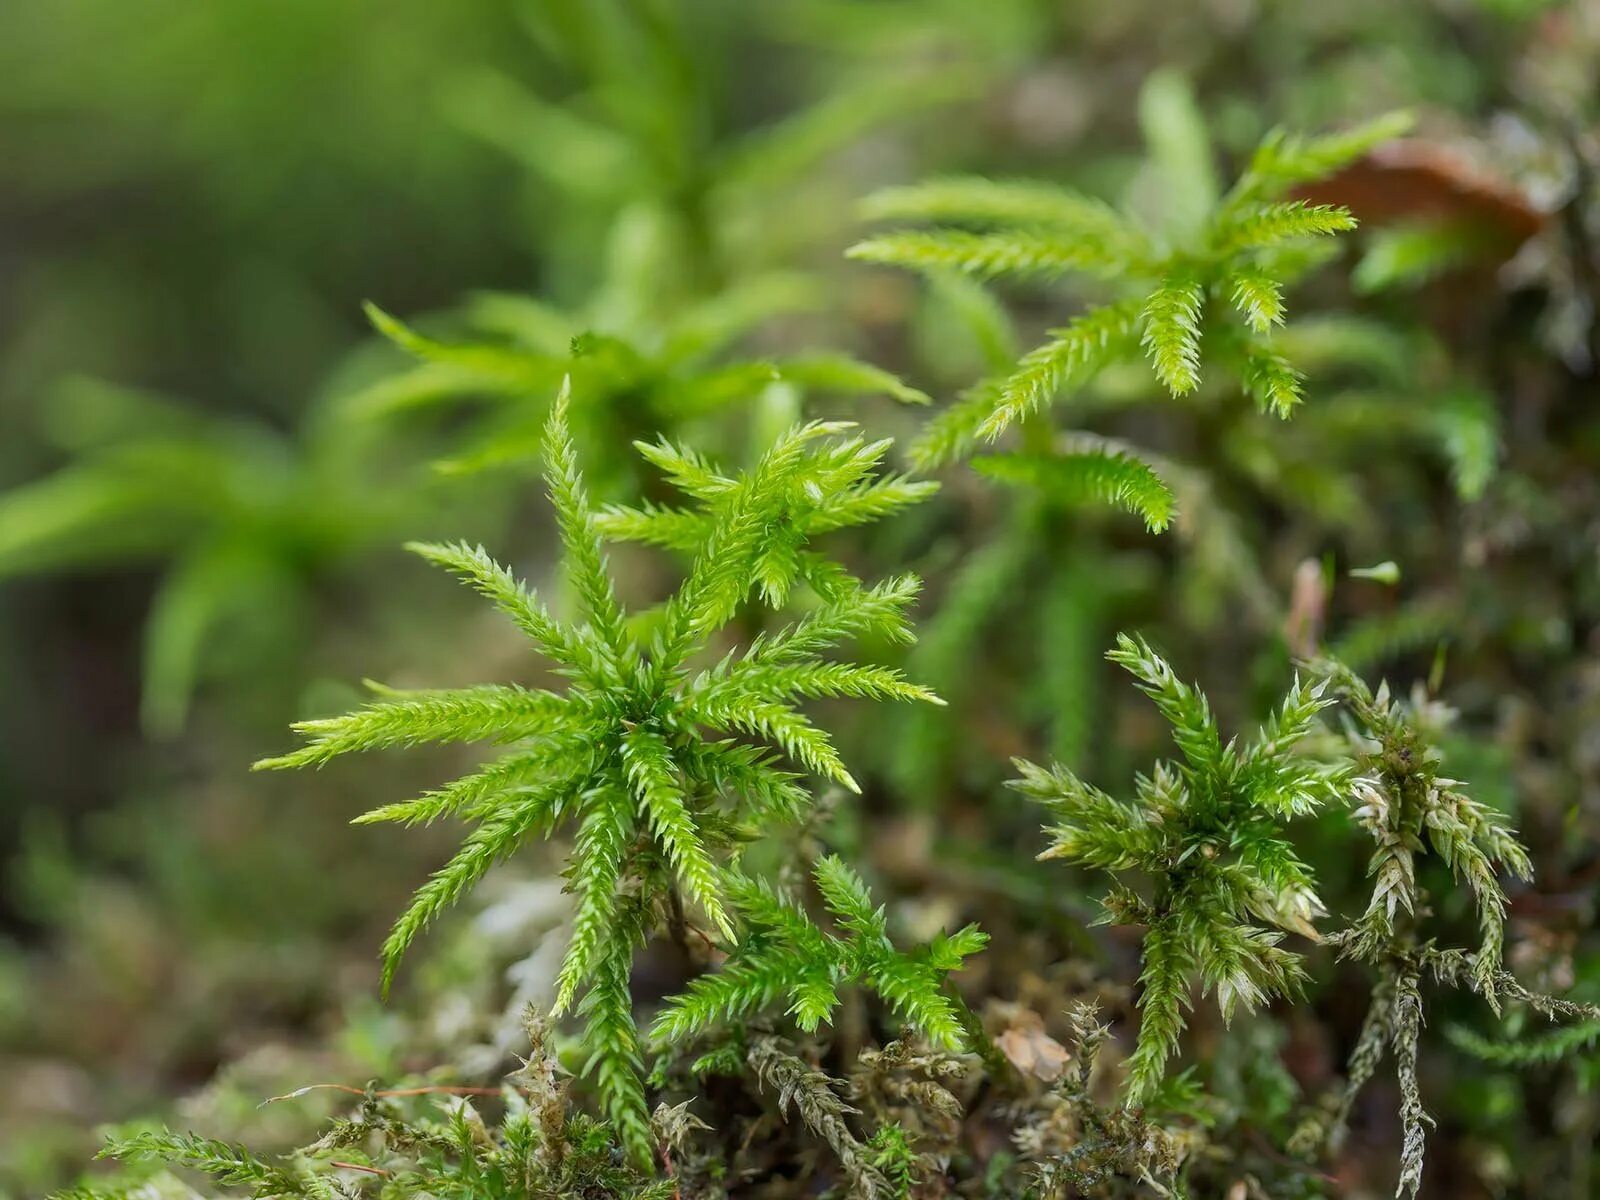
[
  {"xmin": 660, "ymin": 1143, "xmax": 681, "ymax": 1200},
  {"xmin": 330, "ymin": 1161, "xmax": 391, "ymax": 1177},
  {"xmin": 262, "ymin": 1082, "xmax": 515, "ymax": 1107}
]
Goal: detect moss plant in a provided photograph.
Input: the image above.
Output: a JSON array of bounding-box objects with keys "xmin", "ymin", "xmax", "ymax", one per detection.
[{"xmin": 53, "ymin": 96, "xmax": 1600, "ymax": 1200}]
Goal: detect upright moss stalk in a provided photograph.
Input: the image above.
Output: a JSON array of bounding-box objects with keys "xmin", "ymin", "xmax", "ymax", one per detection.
[{"xmin": 256, "ymin": 383, "xmax": 947, "ymax": 1159}]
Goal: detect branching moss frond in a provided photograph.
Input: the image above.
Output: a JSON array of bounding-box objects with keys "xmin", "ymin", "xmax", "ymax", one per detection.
[
  {"xmin": 1447, "ymin": 1017, "xmax": 1600, "ymax": 1067},
  {"xmin": 1229, "ymin": 110, "xmax": 1417, "ymax": 205},
  {"xmin": 404, "ymin": 539, "xmax": 601, "ymax": 679},
  {"xmin": 256, "ymin": 390, "xmax": 940, "ymax": 1155},
  {"xmin": 859, "ymin": 177, "xmax": 1147, "ymax": 249},
  {"xmin": 972, "ymin": 436, "xmax": 1175, "ymax": 533},
  {"xmin": 1107, "ymin": 633, "xmax": 1233, "ymax": 781},
  {"xmin": 1208, "ymin": 200, "xmax": 1356, "ymax": 256},
  {"xmin": 1225, "ymin": 263, "xmax": 1287, "ymax": 333},
  {"xmin": 1017, "ymin": 634, "xmax": 1343, "ymax": 1104},
  {"xmin": 959, "ymin": 299, "xmax": 1143, "ymax": 451},
  {"xmin": 381, "ymin": 790, "xmax": 569, "ymax": 998},
  {"xmin": 1140, "ymin": 273, "xmax": 1205, "ymax": 396},
  {"xmin": 253, "ymin": 683, "xmax": 570, "ymax": 770},
  {"xmin": 858, "ymin": 96, "xmax": 1407, "ymax": 480},
  {"xmin": 101, "ymin": 1129, "xmax": 309, "ymax": 1196},
  {"xmin": 846, "ymin": 229, "xmax": 1134, "ymax": 281},
  {"xmin": 655, "ymin": 857, "xmax": 985, "ymax": 1052},
  {"xmin": 1238, "ymin": 338, "xmax": 1307, "ymax": 417}
]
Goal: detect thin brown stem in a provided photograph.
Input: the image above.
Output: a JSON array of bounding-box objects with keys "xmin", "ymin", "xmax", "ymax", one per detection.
[{"xmin": 261, "ymin": 1082, "xmax": 515, "ymax": 1107}]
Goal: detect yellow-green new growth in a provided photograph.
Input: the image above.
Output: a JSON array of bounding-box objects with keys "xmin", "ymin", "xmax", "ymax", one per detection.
[
  {"xmin": 256, "ymin": 380, "xmax": 941, "ymax": 1161},
  {"xmin": 851, "ymin": 105, "xmax": 1412, "ymax": 469},
  {"xmin": 1012, "ymin": 633, "xmax": 1347, "ymax": 1105},
  {"xmin": 655, "ymin": 856, "xmax": 987, "ymax": 1052}
]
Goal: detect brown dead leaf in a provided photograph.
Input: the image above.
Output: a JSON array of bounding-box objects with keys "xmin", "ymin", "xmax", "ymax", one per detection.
[
  {"xmin": 1296, "ymin": 139, "xmax": 1545, "ymax": 255},
  {"xmin": 997, "ymin": 1011, "xmax": 1071, "ymax": 1082}
]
